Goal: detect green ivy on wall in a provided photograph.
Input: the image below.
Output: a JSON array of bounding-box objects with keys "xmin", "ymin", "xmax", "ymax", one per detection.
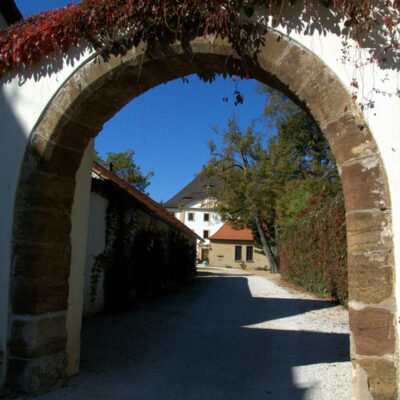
[{"xmin": 90, "ymin": 178, "xmax": 196, "ymax": 312}]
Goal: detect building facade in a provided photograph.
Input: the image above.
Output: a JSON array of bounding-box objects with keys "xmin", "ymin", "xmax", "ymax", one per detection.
[
  {"xmin": 165, "ymin": 175, "xmax": 269, "ymax": 269},
  {"xmin": 208, "ymin": 223, "xmax": 270, "ymax": 270},
  {"xmin": 165, "ymin": 175, "xmax": 224, "ymax": 261}
]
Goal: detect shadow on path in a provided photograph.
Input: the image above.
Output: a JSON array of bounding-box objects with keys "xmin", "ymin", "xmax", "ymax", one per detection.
[{"xmin": 38, "ymin": 274, "xmax": 350, "ymax": 400}]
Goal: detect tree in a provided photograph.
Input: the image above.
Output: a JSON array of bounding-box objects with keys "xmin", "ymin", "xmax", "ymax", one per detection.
[
  {"xmin": 202, "ymin": 87, "xmax": 342, "ymax": 274},
  {"xmin": 202, "ymin": 117, "xmax": 280, "ymax": 273},
  {"xmin": 260, "ymin": 85, "xmax": 341, "ymax": 225},
  {"xmin": 95, "ymin": 148, "xmax": 154, "ymax": 193}
]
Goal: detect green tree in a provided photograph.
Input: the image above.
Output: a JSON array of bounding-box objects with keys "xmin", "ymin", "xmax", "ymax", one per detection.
[
  {"xmin": 202, "ymin": 88, "xmax": 342, "ymax": 274},
  {"xmin": 202, "ymin": 117, "xmax": 280, "ymax": 273},
  {"xmin": 93, "ymin": 149, "xmax": 103, "ymax": 163},
  {"xmin": 262, "ymin": 87, "xmax": 341, "ymax": 224},
  {"xmin": 95, "ymin": 148, "xmax": 154, "ymax": 192}
]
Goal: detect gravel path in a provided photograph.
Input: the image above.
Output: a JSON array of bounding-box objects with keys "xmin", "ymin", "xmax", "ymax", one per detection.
[{"xmin": 33, "ymin": 270, "xmax": 350, "ymax": 400}]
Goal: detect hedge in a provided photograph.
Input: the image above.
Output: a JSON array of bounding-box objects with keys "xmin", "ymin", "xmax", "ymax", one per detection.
[{"xmin": 279, "ymin": 195, "xmax": 348, "ymax": 305}]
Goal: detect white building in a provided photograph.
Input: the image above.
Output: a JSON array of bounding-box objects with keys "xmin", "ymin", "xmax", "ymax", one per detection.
[{"xmin": 165, "ymin": 175, "xmax": 224, "ymax": 261}]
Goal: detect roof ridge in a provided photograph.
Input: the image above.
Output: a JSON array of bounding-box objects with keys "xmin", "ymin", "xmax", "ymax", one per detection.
[
  {"xmin": 92, "ymin": 162, "xmax": 200, "ymax": 240},
  {"xmin": 209, "ymin": 221, "xmax": 254, "ymax": 241}
]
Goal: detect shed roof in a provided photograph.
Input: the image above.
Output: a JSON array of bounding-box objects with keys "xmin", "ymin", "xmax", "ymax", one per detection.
[
  {"xmin": 93, "ymin": 162, "xmax": 200, "ymax": 240},
  {"xmin": 209, "ymin": 222, "xmax": 254, "ymax": 241}
]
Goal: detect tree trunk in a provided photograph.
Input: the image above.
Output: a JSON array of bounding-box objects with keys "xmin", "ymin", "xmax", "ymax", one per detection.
[{"xmin": 253, "ymin": 210, "xmax": 279, "ymax": 273}]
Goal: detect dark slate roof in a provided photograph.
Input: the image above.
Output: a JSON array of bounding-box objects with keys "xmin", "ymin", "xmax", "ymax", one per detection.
[
  {"xmin": 1, "ymin": 0, "xmax": 22, "ymax": 25},
  {"xmin": 164, "ymin": 174, "xmax": 214, "ymax": 208},
  {"xmin": 93, "ymin": 162, "xmax": 200, "ymax": 240}
]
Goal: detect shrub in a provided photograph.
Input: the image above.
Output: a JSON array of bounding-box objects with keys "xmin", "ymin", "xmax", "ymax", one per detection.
[{"xmin": 279, "ymin": 195, "xmax": 348, "ymax": 305}]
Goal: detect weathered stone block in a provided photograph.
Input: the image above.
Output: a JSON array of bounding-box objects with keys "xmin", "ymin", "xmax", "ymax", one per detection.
[
  {"xmin": 322, "ymin": 110, "xmax": 378, "ymax": 165},
  {"xmin": 12, "ymin": 242, "xmax": 71, "ymax": 281},
  {"xmin": 348, "ymin": 252, "xmax": 393, "ymax": 304},
  {"xmin": 258, "ymin": 32, "xmax": 291, "ymax": 72},
  {"xmin": 349, "ymin": 307, "xmax": 395, "ymax": 356},
  {"xmin": 357, "ymin": 359, "xmax": 397, "ymax": 400},
  {"xmin": 11, "ymin": 278, "xmax": 68, "ymax": 315},
  {"xmin": 15, "ymin": 171, "xmax": 75, "ymax": 210},
  {"xmin": 7, "ymin": 352, "xmax": 67, "ymax": 394},
  {"xmin": 51, "ymin": 120, "xmax": 94, "ymax": 152},
  {"xmin": 14, "ymin": 209, "xmax": 71, "ymax": 243},
  {"xmin": 28, "ymin": 135, "xmax": 84, "ymax": 179},
  {"xmin": 9, "ymin": 317, "xmax": 67, "ymax": 358},
  {"xmin": 340, "ymin": 156, "xmax": 390, "ymax": 211},
  {"xmin": 273, "ymin": 42, "xmax": 322, "ymax": 95},
  {"xmin": 346, "ymin": 210, "xmax": 392, "ymax": 253},
  {"xmin": 297, "ymin": 67, "xmax": 349, "ymax": 125}
]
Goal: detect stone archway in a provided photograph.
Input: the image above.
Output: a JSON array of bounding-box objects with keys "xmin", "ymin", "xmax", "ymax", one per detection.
[{"xmin": 8, "ymin": 31, "xmax": 396, "ymax": 399}]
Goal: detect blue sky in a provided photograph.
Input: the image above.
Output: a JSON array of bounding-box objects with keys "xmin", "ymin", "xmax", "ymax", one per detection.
[{"xmin": 16, "ymin": 1, "xmax": 273, "ymax": 202}]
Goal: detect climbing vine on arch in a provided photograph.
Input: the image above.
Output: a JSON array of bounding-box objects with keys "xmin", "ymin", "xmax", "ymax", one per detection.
[{"xmin": 0, "ymin": 0, "xmax": 399, "ymax": 79}]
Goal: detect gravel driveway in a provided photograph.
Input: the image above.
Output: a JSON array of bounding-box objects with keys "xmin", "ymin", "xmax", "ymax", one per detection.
[{"xmin": 33, "ymin": 269, "xmax": 350, "ymax": 400}]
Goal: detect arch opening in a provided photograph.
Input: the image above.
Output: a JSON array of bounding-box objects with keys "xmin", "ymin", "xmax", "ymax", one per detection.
[{"xmin": 7, "ymin": 31, "xmax": 396, "ymax": 399}]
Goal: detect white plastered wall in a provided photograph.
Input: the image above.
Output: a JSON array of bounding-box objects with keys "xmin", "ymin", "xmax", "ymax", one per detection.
[
  {"xmin": 182, "ymin": 199, "xmax": 224, "ymax": 246},
  {"xmin": 0, "ymin": 3, "xmax": 399, "ymax": 386},
  {"xmin": 83, "ymin": 190, "xmax": 108, "ymax": 316},
  {"xmin": 65, "ymin": 139, "xmax": 94, "ymax": 376}
]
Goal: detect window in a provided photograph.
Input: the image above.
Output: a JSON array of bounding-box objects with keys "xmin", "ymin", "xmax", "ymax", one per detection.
[
  {"xmin": 203, "ymin": 213, "xmax": 210, "ymax": 222},
  {"xmin": 170, "ymin": 211, "xmax": 175, "ymax": 217},
  {"xmin": 188, "ymin": 212, "xmax": 194, "ymax": 221},
  {"xmin": 246, "ymin": 246, "xmax": 253, "ymax": 261},
  {"xmin": 203, "ymin": 230, "xmax": 209, "ymax": 239},
  {"xmin": 235, "ymin": 246, "xmax": 242, "ymax": 261}
]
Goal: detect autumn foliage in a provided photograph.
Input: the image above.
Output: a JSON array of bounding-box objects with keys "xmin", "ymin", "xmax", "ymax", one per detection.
[
  {"xmin": 279, "ymin": 194, "xmax": 348, "ymax": 305},
  {"xmin": 0, "ymin": 0, "xmax": 399, "ymax": 78}
]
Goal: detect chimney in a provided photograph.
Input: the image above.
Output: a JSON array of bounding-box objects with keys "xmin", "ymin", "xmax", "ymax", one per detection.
[{"xmin": 99, "ymin": 162, "xmax": 113, "ymax": 171}]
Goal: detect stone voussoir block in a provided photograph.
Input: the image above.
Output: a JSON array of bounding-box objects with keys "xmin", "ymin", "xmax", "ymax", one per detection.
[
  {"xmin": 37, "ymin": 116, "xmax": 95, "ymax": 153},
  {"xmin": 28, "ymin": 134, "xmax": 84, "ymax": 179},
  {"xmin": 297, "ymin": 67, "xmax": 350, "ymax": 125},
  {"xmin": 346, "ymin": 209, "xmax": 392, "ymax": 253},
  {"xmin": 357, "ymin": 359, "xmax": 397, "ymax": 400},
  {"xmin": 7, "ymin": 352, "xmax": 67, "ymax": 394},
  {"xmin": 322, "ymin": 110, "xmax": 379, "ymax": 165},
  {"xmin": 9, "ymin": 316, "xmax": 67, "ymax": 359},
  {"xmin": 348, "ymin": 252, "xmax": 393, "ymax": 304},
  {"xmin": 257, "ymin": 31, "xmax": 291, "ymax": 73},
  {"xmin": 53, "ymin": 75, "xmax": 95, "ymax": 120},
  {"xmin": 11, "ymin": 278, "xmax": 69, "ymax": 315},
  {"xmin": 14, "ymin": 208, "xmax": 71, "ymax": 243},
  {"xmin": 349, "ymin": 307, "xmax": 395, "ymax": 356},
  {"xmin": 273, "ymin": 41, "xmax": 322, "ymax": 96},
  {"xmin": 340, "ymin": 156, "xmax": 390, "ymax": 211},
  {"xmin": 12, "ymin": 242, "xmax": 71, "ymax": 281},
  {"xmin": 15, "ymin": 171, "xmax": 76, "ymax": 210}
]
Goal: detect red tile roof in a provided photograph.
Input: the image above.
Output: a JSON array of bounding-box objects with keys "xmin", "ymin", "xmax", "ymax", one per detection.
[
  {"xmin": 209, "ymin": 222, "xmax": 254, "ymax": 241},
  {"xmin": 92, "ymin": 162, "xmax": 200, "ymax": 240}
]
